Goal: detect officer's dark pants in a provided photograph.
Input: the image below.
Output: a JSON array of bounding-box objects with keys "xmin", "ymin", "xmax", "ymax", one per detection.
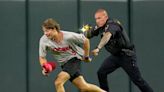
[{"xmin": 97, "ymin": 50, "xmax": 153, "ymax": 92}]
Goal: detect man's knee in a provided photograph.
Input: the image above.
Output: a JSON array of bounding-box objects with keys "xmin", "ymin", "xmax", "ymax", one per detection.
[
  {"xmin": 54, "ymin": 79, "xmax": 64, "ymax": 87},
  {"xmin": 78, "ymin": 84, "xmax": 90, "ymax": 92},
  {"xmin": 72, "ymin": 76, "xmax": 90, "ymax": 91}
]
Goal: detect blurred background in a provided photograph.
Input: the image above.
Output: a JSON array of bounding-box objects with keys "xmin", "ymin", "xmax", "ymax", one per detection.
[{"xmin": 0, "ymin": 0, "xmax": 164, "ymax": 92}]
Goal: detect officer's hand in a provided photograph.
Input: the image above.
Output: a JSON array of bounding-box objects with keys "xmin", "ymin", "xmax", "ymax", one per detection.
[
  {"xmin": 80, "ymin": 24, "xmax": 92, "ymax": 33},
  {"xmin": 92, "ymin": 48, "xmax": 100, "ymax": 56}
]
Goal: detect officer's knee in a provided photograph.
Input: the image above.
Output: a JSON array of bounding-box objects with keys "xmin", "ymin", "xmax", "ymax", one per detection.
[
  {"xmin": 97, "ymin": 69, "xmax": 105, "ymax": 76},
  {"xmin": 132, "ymin": 77, "xmax": 145, "ymax": 85}
]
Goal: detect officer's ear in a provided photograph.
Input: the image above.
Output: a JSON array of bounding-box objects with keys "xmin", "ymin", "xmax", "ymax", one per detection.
[{"xmin": 105, "ymin": 15, "xmax": 108, "ymax": 20}]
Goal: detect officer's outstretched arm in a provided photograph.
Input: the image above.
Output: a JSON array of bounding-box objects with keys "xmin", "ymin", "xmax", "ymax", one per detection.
[
  {"xmin": 92, "ymin": 32, "xmax": 112, "ymax": 56},
  {"xmin": 97, "ymin": 32, "xmax": 112, "ymax": 49}
]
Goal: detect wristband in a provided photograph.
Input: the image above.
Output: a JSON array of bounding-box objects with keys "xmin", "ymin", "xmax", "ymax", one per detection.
[{"xmin": 84, "ymin": 56, "xmax": 89, "ymax": 60}]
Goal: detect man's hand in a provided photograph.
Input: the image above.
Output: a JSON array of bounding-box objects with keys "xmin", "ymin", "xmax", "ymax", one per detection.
[
  {"xmin": 92, "ymin": 48, "xmax": 100, "ymax": 56},
  {"xmin": 42, "ymin": 62, "xmax": 56, "ymax": 76},
  {"xmin": 82, "ymin": 56, "xmax": 92, "ymax": 62},
  {"xmin": 42, "ymin": 67, "xmax": 49, "ymax": 76}
]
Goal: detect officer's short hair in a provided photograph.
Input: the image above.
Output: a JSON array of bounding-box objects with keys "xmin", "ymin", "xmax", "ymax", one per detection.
[{"xmin": 95, "ymin": 8, "xmax": 108, "ymax": 16}]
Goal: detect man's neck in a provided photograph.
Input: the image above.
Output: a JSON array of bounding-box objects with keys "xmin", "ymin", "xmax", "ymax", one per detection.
[{"xmin": 54, "ymin": 32, "xmax": 63, "ymax": 43}]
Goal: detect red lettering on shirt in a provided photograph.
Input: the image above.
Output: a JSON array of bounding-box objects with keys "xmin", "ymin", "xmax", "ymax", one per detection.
[{"xmin": 52, "ymin": 46, "xmax": 76, "ymax": 55}]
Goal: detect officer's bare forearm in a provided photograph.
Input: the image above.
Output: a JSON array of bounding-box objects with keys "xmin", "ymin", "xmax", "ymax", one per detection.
[{"xmin": 97, "ymin": 32, "xmax": 112, "ymax": 49}]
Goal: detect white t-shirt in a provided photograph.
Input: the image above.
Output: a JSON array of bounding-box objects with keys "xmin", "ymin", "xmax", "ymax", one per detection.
[{"xmin": 39, "ymin": 31, "xmax": 86, "ymax": 65}]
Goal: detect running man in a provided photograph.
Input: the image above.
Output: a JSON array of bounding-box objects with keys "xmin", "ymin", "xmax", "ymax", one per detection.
[{"xmin": 39, "ymin": 18, "xmax": 106, "ymax": 92}]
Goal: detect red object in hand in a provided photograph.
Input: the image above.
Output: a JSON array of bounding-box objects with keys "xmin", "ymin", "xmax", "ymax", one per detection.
[{"xmin": 42, "ymin": 62, "xmax": 56, "ymax": 73}]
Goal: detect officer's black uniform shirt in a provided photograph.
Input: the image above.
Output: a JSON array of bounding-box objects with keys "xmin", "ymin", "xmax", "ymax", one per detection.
[{"xmin": 89, "ymin": 19, "xmax": 133, "ymax": 55}]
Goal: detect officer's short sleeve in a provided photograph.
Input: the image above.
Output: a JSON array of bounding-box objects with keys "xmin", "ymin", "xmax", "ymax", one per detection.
[{"xmin": 105, "ymin": 23, "xmax": 121, "ymax": 36}]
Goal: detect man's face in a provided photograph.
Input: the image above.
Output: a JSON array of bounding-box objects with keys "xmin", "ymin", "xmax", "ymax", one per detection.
[
  {"xmin": 42, "ymin": 27, "xmax": 57, "ymax": 39},
  {"xmin": 95, "ymin": 12, "xmax": 108, "ymax": 27}
]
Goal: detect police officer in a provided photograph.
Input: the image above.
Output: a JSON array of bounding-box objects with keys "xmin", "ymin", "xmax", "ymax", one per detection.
[{"xmin": 83, "ymin": 9, "xmax": 153, "ymax": 92}]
